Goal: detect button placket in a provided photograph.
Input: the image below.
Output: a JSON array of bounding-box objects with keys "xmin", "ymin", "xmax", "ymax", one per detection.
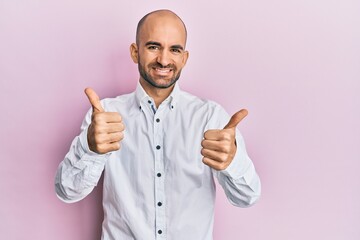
[{"xmin": 154, "ymin": 109, "xmax": 166, "ymax": 239}]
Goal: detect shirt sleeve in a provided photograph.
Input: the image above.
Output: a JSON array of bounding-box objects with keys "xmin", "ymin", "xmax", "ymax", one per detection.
[
  {"xmin": 208, "ymin": 103, "xmax": 261, "ymax": 207},
  {"xmin": 54, "ymin": 108, "xmax": 109, "ymax": 203}
]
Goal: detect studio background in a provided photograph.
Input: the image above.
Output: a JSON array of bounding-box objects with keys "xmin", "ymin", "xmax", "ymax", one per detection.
[{"xmin": 0, "ymin": 0, "xmax": 359, "ymax": 239}]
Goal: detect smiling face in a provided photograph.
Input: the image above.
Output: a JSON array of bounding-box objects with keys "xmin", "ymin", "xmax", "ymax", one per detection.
[{"xmin": 130, "ymin": 10, "xmax": 189, "ymax": 89}]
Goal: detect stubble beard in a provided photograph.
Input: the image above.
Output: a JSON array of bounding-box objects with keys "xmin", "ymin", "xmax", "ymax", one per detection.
[{"xmin": 138, "ymin": 61, "xmax": 182, "ymax": 89}]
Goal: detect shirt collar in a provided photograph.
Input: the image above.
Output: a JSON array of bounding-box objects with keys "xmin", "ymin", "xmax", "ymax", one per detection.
[
  {"xmin": 135, "ymin": 82, "xmax": 181, "ymax": 111},
  {"xmin": 135, "ymin": 82, "xmax": 149, "ymax": 110}
]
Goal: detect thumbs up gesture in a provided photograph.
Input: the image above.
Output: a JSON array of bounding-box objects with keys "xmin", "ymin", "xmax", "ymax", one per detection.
[
  {"xmin": 84, "ymin": 88, "xmax": 125, "ymax": 154},
  {"xmin": 201, "ymin": 109, "xmax": 248, "ymax": 171}
]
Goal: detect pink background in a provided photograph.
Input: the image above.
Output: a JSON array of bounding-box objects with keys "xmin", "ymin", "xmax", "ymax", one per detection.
[{"xmin": 1, "ymin": 1, "xmax": 359, "ymax": 239}]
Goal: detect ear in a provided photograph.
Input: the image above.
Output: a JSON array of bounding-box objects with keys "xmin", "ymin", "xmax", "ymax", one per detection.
[
  {"xmin": 182, "ymin": 50, "xmax": 189, "ymax": 67},
  {"xmin": 130, "ymin": 43, "xmax": 138, "ymax": 63}
]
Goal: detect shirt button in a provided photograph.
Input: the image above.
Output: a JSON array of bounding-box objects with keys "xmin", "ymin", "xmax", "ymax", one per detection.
[
  {"xmin": 157, "ymin": 173, "xmax": 161, "ymax": 177},
  {"xmin": 156, "ymin": 145, "xmax": 161, "ymax": 150},
  {"xmin": 158, "ymin": 230, "xmax": 162, "ymax": 234},
  {"xmin": 148, "ymin": 100, "xmax": 151, "ymax": 104},
  {"xmin": 157, "ymin": 202, "xmax": 162, "ymax": 206},
  {"xmin": 156, "ymin": 118, "xmax": 160, "ymax": 123}
]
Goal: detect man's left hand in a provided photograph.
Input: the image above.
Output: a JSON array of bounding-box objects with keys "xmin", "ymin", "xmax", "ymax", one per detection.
[{"xmin": 201, "ymin": 109, "xmax": 248, "ymax": 171}]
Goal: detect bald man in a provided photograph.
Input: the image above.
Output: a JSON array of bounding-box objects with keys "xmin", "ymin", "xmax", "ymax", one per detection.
[{"xmin": 55, "ymin": 10, "xmax": 261, "ymax": 240}]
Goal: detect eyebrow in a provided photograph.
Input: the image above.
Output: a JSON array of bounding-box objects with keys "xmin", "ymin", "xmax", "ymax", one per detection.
[
  {"xmin": 171, "ymin": 45, "xmax": 184, "ymax": 51},
  {"xmin": 145, "ymin": 41, "xmax": 184, "ymax": 50},
  {"xmin": 145, "ymin": 41, "xmax": 161, "ymax": 47}
]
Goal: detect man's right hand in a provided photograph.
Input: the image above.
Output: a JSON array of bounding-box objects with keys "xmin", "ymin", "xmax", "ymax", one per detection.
[{"xmin": 84, "ymin": 88, "xmax": 125, "ymax": 154}]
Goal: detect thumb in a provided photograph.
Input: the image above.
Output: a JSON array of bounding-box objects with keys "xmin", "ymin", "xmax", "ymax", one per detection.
[
  {"xmin": 84, "ymin": 87, "xmax": 104, "ymax": 113},
  {"xmin": 223, "ymin": 109, "xmax": 248, "ymax": 129}
]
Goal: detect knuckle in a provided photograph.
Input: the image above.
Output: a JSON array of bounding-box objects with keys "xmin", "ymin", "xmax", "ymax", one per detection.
[
  {"xmin": 218, "ymin": 162, "xmax": 227, "ymax": 170},
  {"xmin": 225, "ymin": 135, "xmax": 233, "ymax": 141},
  {"xmin": 94, "ymin": 135, "xmax": 104, "ymax": 144},
  {"xmin": 112, "ymin": 112, "xmax": 121, "ymax": 120},
  {"xmin": 110, "ymin": 112, "xmax": 122, "ymax": 121},
  {"xmin": 93, "ymin": 126, "xmax": 102, "ymax": 134},
  {"xmin": 203, "ymin": 130, "xmax": 210, "ymax": 138},
  {"xmin": 119, "ymin": 122, "xmax": 125, "ymax": 131},
  {"xmin": 220, "ymin": 144, "xmax": 231, "ymax": 153},
  {"xmin": 218, "ymin": 131, "xmax": 226, "ymax": 138},
  {"xmin": 97, "ymin": 145, "xmax": 106, "ymax": 154},
  {"xmin": 220, "ymin": 131, "xmax": 231, "ymax": 140},
  {"xmin": 119, "ymin": 132, "xmax": 124, "ymax": 140},
  {"xmin": 200, "ymin": 148, "xmax": 206, "ymax": 156},
  {"xmin": 220, "ymin": 154, "xmax": 228, "ymax": 162},
  {"xmin": 114, "ymin": 142, "xmax": 121, "ymax": 150},
  {"xmin": 113, "ymin": 133, "xmax": 121, "ymax": 142},
  {"xmin": 218, "ymin": 144, "xmax": 226, "ymax": 152},
  {"xmin": 224, "ymin": 145, "xmax": 231, "ymax": 153},
  {"xmin": 94, "ymin": 144, "xmax": 102, "ymax": 153},
  {"xmin": 92, "ymin": 113, "xmax": 101, "ymax": 123},
  {"xmin": 212, "ymin": 164, "xmax": 221, "ymax": 171},
  {"xmin": 201, "ymin": 139, "xmax": 206, "ymax": 147}
]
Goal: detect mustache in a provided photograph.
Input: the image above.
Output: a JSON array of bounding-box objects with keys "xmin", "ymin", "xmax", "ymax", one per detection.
[{"xmin": 149, "ymin": 62, "xmax": 176, "ymax": 70}]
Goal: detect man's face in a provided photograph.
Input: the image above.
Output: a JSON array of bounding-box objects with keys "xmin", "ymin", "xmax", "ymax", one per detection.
[{"xmin": 131, "ymin": 14, "xmax": 189, "ymax": 89}]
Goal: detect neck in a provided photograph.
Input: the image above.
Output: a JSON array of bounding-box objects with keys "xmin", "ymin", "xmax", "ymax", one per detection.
[{"xmin": 139, "ymin": 79, "xmax": 175, "ymax": 108}]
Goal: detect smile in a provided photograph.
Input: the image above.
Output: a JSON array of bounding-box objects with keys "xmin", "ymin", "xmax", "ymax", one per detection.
[
  {"xmin": 153, "ymin": 67, "xmax": 173, "ymax": 76},
  {"xmin": 154, "ymin": 68, "xmax": 172, "ymax": 73}
]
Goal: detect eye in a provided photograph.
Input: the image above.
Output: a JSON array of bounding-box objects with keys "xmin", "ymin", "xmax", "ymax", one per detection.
[
  {"xmin": 148, "ymin": 45, "xmax": 160, "ymax": 50},
  {"xmin": 171, "ymin": 48, "xmax": 182, "ymax": 54}
]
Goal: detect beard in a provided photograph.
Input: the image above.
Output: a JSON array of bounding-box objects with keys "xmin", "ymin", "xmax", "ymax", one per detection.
[{"xmin": 138, "ymin": 60, "xmax": 182, "ymax": 89}]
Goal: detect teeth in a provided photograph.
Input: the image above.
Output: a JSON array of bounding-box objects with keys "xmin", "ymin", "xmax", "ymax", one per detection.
[{"xmin": 155, "ymin": 68, "xmax": 171, "ymax": 73}]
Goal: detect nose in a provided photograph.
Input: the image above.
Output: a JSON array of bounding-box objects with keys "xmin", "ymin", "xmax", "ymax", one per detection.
[{"xmin": 156, "ymin": 50, "xmax": 171, "ymax": 67}]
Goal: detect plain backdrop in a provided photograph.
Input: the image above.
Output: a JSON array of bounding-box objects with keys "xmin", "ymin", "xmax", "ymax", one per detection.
[{"xmin": 1, "ymin": 0, "xmax": 359, "ymax": 239}]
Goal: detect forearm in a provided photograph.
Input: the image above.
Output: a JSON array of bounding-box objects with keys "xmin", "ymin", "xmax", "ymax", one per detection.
[{"xmin": 55, "ymin": 128, "xmax": 107, "ymax": 203}]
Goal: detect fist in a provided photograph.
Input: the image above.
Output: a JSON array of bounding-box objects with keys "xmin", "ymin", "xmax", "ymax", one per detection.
[
  {"xmin": 85, "ymin": 88, "xmax": 125, "ymax": 154},
  {"xmin": 201, "ymin": 109, "xmax": 248, "ymax": 171}
]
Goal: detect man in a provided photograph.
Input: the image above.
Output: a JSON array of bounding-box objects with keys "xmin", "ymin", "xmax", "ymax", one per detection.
[{"xmin": 55, "ymin": 9, "xmax": 261, "ymax": 240}]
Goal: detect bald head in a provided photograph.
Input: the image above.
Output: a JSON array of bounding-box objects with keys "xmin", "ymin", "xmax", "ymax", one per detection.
[{"xmin": 136, "ymin": 10, "xmax": 187, "ymax": 47}]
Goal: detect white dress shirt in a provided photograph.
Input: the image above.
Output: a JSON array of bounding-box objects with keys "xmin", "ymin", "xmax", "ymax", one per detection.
[{"xmin": 55, "ymin": 83, "xmax": 261, "ymax": 240}]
